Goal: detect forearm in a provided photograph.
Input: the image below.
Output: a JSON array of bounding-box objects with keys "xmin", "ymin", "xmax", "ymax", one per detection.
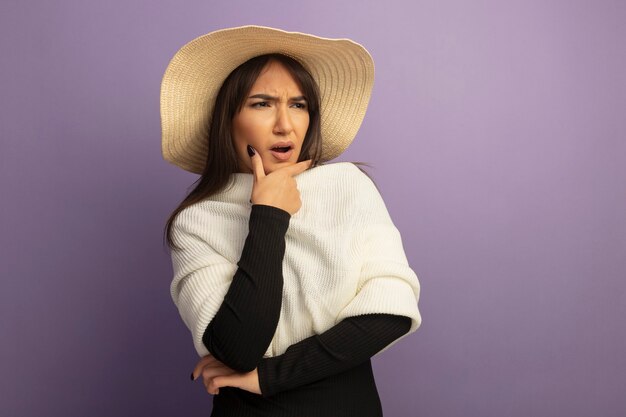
[
  {"xmin": 257, "ymin": 313, "xmax": 412, "ymax": 397},
  {"xmin": 202, "ymin": 204, "xmax": 290, "ymax": 372}
]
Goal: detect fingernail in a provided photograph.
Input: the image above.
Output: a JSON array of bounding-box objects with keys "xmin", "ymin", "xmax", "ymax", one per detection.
[
  {"xmin": 190, "ymin": 372, "xmax": 194, "ymax": 381},
  {"xmin": 247, "ymin": 145, "xmax": 256, "ymax": 157}
]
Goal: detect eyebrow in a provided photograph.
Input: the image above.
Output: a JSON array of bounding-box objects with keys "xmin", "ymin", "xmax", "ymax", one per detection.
[{"xmin": 248, "ymin": 94, "xmax": 307, "ymax": 102}]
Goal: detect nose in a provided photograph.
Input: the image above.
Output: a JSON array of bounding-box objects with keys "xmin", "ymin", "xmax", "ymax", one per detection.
[{"xmin": 272, "ymin": 104, "xmax": 294, "ymax": 136}]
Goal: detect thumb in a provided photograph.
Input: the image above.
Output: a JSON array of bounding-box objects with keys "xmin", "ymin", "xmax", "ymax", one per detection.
[
  {"xmin": 282, "ymin": 159, "xmax": 313, "ymax": 177},
  {"xmin": 247, "ymin": 145, "xmax": 265, "ymax": 182}
]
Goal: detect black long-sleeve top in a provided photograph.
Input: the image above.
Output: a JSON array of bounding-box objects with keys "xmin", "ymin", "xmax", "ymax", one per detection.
[{"xmin": 202, "ymin": 204, "xmax": 411, "ymax": 416}]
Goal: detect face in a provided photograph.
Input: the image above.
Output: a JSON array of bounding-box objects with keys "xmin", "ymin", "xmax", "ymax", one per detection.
[{"xmin": 232, "ymin": 60, "xmax": 310, "ymax": 175}]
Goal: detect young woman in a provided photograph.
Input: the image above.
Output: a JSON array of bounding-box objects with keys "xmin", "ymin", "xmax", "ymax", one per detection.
[{"xmin": 161, "ymin": 25, "xmax": 422, "ymax": 416}]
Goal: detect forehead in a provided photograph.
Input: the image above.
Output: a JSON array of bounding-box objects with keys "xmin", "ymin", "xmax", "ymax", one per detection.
[{"xmin": 250, "ymin": 60, "xmax": 303, "ymax": 94}]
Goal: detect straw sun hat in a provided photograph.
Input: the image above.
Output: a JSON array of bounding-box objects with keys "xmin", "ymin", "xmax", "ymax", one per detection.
[{"xmin": 160, "ymin": 25, "xmax": 375, "ymax": 174}]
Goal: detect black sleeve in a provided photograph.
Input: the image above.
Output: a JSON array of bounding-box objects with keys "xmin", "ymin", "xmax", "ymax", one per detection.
[
  {"xmin": 257, "ymin": 313, "xmax": 412, "ymax": 397},
  {"xmin": 202, "ymin": 204, "xmax": 290, "ymax": 372}
]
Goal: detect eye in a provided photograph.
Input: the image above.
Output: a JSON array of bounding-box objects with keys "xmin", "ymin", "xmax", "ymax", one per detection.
[
  {"xmin": 291, "ymin": 102, "xmax": 307, "ymax": 110},
  {"xmin": 251, "ymin": 101, "xmax": 270, "ymax": 108}
]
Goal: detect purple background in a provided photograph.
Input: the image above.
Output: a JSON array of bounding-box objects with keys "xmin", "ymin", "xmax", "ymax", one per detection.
[{"xmin": 2, "ymin": 1, "xmax": 625, "ymax": 416}]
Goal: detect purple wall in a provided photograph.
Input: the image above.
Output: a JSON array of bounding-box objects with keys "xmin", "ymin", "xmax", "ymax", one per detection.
[{"xmin": 2, "ymin": 1, "xmax": 625, "ymax": 416}]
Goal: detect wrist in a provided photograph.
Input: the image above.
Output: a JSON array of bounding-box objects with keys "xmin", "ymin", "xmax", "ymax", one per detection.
[{"xmin": 257, "ymin": 358, "xmax": 274, "ymax": 397}]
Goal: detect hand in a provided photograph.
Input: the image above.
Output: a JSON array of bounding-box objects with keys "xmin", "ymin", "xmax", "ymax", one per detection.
[
  {"xmin": 248, "ymin": 145, "xmax": 312, "ymax": 215},
  {"xmin": 191, "ymin": 354, "xmax": 262, "ymax": 396}
]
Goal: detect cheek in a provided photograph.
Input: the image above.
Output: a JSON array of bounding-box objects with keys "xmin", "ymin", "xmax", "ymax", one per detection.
[
  {"xmin": 233, "ymin": 114, "xmax": 269, "ymax": 143},
  {"xmin": 291, "ymin": 113, "xmax": 309, "ymax": 132},
  {"xmin": 231, "ymin": 117, "xmax": 246, "ymax": 142},
  {"xmin": 295, "ymin": 114, "xmax": 310, "ymax": 136},
  {"xmin": 232, "ymin": 120, "xmax": 254, "ymax": 155}
]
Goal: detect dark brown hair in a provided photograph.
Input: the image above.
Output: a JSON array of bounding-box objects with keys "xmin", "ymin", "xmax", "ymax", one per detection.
[{"xmin": 163, "ymin": 53, "xmax": 375, "ymax": 251}]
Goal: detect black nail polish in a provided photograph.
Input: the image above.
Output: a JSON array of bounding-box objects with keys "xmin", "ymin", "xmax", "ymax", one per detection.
[
  {"xmin": 247, "ymin": 145, "xmax": 256, "ymax": 157},
  {"xmin": 190, "ymin": 372, "xmax": 194, "ymax": 381}
]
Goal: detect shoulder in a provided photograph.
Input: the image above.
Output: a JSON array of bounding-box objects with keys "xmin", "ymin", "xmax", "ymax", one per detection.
[
  {"xmin": 170, "ymin": 199, "xmax": 230, "ymax": 246},
  {"xmin": 331, "ymin": 162, "xmax": 381, "ymax": 201},
  {"xmin": 169, "ymin": 203, "xmax": 205, "ymax": 249},
  {"xmin": 299, "ymin": 162, "xmax": 377, "ymax": 199},
  {"xmin": 338, "ymin": 163, "xmax": 392, "ymax": 224},
  {"xmin": 304, "ymin": 161, "xmax": 373, "ymax": 186},
  {"xmin": 308, "ymin": 162, "xmax": 388, "ymax": 219}
]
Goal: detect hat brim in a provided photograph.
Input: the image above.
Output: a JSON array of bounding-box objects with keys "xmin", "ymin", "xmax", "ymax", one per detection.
[{"xmin": 160, "ymin": 25, "xmax": 375, "ymax": 174}]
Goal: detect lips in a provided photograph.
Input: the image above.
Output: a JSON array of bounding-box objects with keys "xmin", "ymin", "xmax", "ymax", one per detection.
[
  {"xmin": 268, "ymin": 141, "xmax": 295, "ymax": 161},
  {"xmin": 269, "ymin": 141, "xmax": 295, "ymax": 152},
  {"xmin": 269, "ymin": 148, "xmax": 294, "ymax": 161}
]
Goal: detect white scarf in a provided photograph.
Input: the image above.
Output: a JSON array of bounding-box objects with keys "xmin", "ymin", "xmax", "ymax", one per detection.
[{"xmin": 170, "ymin": 162, "xmax": 422, "ymax": 358}]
